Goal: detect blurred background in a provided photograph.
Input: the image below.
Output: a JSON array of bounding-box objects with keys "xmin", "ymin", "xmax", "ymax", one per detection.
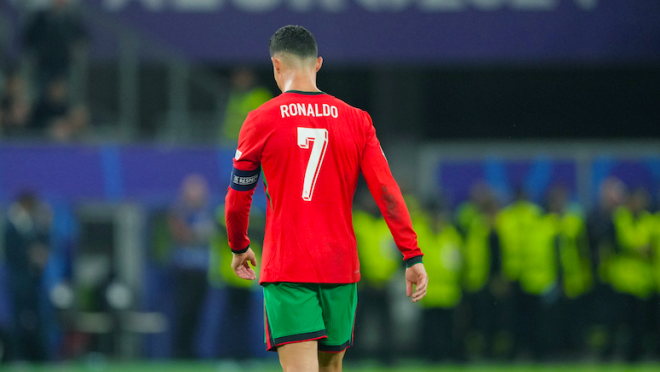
[{"xmin": 0, "ymin": 0, "xmax": 659, "ymax": 370}]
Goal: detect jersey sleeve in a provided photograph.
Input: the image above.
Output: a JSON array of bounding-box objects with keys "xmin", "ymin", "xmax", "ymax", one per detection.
[
  {"xmin": 358, "ymin": 112, "xmax": 423, "ymax": 265},
  {"xmin": 225, "ymin": 112, "xmax": 264, "ymax": 253}
]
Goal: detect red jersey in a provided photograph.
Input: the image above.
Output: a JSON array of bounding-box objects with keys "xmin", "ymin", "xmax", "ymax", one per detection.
[{"xmin": 225, "ymin": 90, "xmax": 423, "ymax": 284}]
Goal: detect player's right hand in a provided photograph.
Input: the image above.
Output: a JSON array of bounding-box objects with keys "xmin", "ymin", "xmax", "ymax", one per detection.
[
  {"xmin": 231, "ymin": 248, "xmax": 258, "ymax": 281},
  {"xmin": 405, "ymin": 263, "xmax": 428, "ymax": 303}
]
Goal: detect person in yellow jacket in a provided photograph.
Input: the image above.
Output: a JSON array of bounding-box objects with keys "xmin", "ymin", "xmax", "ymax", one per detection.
[
  {"xmin": 608, "ymin": 188, "xmax": 655, "ymax": 362},
  {"xmin": 210, "ymin": 205, "xmax": 263, "ymax": 359},
  {"xmin": 462, "ymin": 194, "xmax": 520, "ymax": 360},
  {"xmin": 496, "ymin": 189, "xmax": 542, "ymax": 284},
  {"xmin": 455, "ymin": 182, "xmax": 495, "ymax": 236},
  {"xmin": 522, "ymin": 186, "xmax": 592, "ymax": 300},
  {"xmin": 495, "ymin": 189, "xmax": 542, "ymax": 359},
  {"xmin": 653, "ymin": 192, "xmax": 660, "ymax": 344},
  {"xmin": 221, "ymin": 69, "xmax": 272, "ymax": 142},
  {"xmin": 352, "ymin": 191, "xmax": 403, "ymax": 364},
  {"xmin": 653, "ymin": 190, "xmax": 660, "ymax": 298},
  {"xmin": 523, "ymin": 186, "xmax": 592, "ymax": 359},
  {"xmin": 419, "ymin": 204, "xmax": 465, "ymax": 362},
  {"xmin": 554, "ymin": 197, "xmax": 592, "ymax": 357}
]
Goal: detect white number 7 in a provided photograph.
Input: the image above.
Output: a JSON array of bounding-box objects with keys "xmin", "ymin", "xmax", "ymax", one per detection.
[{"xmin": 297, "ymin": 127, "xmax": 328, "ymax": 201}]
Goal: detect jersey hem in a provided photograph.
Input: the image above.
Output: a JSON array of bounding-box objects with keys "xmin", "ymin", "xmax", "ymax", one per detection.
[{"xmin": 259, "ymin": 279, "xmax": 360, "ymax": 286}]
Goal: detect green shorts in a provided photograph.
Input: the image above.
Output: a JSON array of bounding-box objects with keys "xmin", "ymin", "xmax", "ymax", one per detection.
[{"xmin": 263, "ymin": 282, "xmax": 358, "ymax": 352}]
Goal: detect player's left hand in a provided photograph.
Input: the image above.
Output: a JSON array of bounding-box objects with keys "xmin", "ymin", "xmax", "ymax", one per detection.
[
  {"xmin": 406, "ymin": 263, "xmax": 428, "ymax": 303},
  {"xmin": 231, "ymin": 248, "xmax": 258, "ymax": 280}
]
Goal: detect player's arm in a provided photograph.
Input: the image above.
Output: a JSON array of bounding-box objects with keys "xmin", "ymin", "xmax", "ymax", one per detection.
[
  {"xmin": 225, "ymin": 113, "xmax": 262, "ymax": 280},
  {"xmin": 358, "ymin": 113, "xmax": 427, "ymax": 302}
]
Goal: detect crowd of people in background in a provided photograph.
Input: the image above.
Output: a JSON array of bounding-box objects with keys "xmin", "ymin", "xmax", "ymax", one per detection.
[
  {"xmin": 146, "ymin": 175, "xmax": 660, "ymax": 364},
  {"xmin": 2, "ymin": 161, "xmax": 660, "ymax": 364},
  {"xmin": 1, "ymin": 0, "xmax": 273, "ymax": 144},
  {"xmin": 0, "ymin": 0, "xmax": 89, "ymax": 141},
  {"xmin": 1, "ymin": 1, "xmax": 659, "ymax": 365},
  {"xmin": 352, "ymin": 178, "xmax": 660, "ymax": 363}
]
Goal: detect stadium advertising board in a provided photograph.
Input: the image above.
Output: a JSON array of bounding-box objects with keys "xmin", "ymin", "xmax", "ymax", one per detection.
[{"xmin": 86, "ymin": 0, "xmax": 660, "ymax": 63}]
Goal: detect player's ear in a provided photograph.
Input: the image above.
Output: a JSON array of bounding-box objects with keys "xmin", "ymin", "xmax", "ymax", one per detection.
[
  {"xmin": 315, "ymin": 56, "xmax": 323, "ymax": 72},
  {"xmin": 271, "ymin": 57, "xmax": 281, "ymax": 73}
]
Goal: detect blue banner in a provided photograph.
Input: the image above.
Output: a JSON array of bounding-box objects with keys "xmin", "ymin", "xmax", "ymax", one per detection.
[{"xmin": 76, "ymin": 0, "xmax": 660, "ymax": 63}]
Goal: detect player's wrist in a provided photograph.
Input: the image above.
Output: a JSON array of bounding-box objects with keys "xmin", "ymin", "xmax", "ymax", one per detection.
[
  {"xmin": 404, "ymin": 255, "xmax": 423, "ymax": 268},
  {"xmin": 231, "ymin": 245, "xmax": 250, "ymax": 254}
]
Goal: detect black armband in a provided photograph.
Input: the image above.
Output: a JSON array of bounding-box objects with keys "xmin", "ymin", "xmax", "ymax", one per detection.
[
  {"xmin": 405, "ymin": 255, "xmax": 423, "ymax": 268},
  {"xmin": 230, "ymin": 166, "xmax": 260, "ymax": 191}
]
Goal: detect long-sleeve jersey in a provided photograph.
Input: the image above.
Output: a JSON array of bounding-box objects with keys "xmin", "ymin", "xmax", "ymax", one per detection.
[{"xmin": 225, "ymin": 90, "xmax": 423, "ymax": 284}]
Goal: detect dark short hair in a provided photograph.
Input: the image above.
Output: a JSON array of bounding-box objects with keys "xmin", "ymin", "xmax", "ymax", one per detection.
[{"xmin": 269, "ymin": 25, "xmax": 318, "ymax": 59}]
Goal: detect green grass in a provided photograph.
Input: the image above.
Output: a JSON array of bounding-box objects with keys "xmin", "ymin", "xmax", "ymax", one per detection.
[{"xmin": 8, "ymin": 361, "xmax": 660, "ymax": 372}]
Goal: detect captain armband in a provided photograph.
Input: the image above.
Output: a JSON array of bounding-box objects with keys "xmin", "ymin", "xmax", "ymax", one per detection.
[{"xmin": 230, "ymin": 166, "xmax": 261, "ymax": 191}]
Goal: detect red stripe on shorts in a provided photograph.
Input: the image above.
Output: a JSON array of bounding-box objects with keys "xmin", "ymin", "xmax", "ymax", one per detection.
[{"xmin": 264, "ymin": 305, "xmax": 273, "ymax": 350}]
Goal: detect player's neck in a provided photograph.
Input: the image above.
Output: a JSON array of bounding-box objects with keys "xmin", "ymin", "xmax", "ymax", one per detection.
[{"xmin": 280, "ymin": 73, "xmax": 320, "ymax": 93}]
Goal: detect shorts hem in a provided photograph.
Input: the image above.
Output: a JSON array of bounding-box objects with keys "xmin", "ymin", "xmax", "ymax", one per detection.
[
  {"xmin": 318, "ymin": 345, "xmax": 351, "ymax": 353},
  {"xmin": 318, "ymin": 340, "xmax": 352, "ymax": 353},
  {"xmin": 267, "ymin": 330, "xmax": 327, "ymax": 352}
]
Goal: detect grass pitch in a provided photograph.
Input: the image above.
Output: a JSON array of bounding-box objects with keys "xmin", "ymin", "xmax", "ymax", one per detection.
[{"xmin": 9, "ymin": 361, "xmax": 660, "ymax": 372}]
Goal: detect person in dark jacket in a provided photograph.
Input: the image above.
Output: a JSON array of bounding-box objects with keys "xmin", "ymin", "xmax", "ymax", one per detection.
[
  {"xmin": 23, "ymin": 0, "xmax": 87, "ymax": 92},
  {"xmin": 168, "ymin": 175, "xmax": 215, "ymax": 359},
  {"xmin": 4, "ymin": 192, "xmax": 52, "ymax": 362}
]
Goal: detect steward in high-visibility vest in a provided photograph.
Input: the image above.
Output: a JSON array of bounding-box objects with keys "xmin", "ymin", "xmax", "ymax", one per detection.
[
  {"xmin": 419, "ymin": 209, "xmax": 465, "ymax": 362},
  {"xmin": 421, "ymin": 218, "xmax": 463, "ymax": 309},
  {"xmin": 464, "ymin": 213, "xmax": 491, "ymax": 294},
  {"xmin": 463, "ymin": 197, "xmax": 500, "ymax": 295},
  {"xmin": 653, "ymin": 210, "xmax": 660, "ymax": 293},
  {"xmin": 353, "ymin": 192, "xmax": 413, "ymax": 363},
  {"xmin": 520, "ymin": 205, "xmax": 591, "ymax": 298},
  {"xmin": 495, "ymin": 193, "xmax": 545, "ymax": 358},
  {"xmin": 455, "ymin": 182, "xmax": 495, "ymax": 236},
  {"xmin": 607, "ymin": 188, "xmax": 655, "ymax": 362},
  {"xmin": 608, "ymin": 203, "xmax": 655, "ymax": 299},
  {"xmin": 496, "ymin": 194, "xmax": 542, "ymax": 283},
  {"xmin": 456, "ymin": 201, "xmax": 481, "ymax": 236},
  {"xmin": 355, "ymin": 194, "xmax": 430, "ymax": 287},
  {"xmin": 558, "ymin": 210, "xmax": 592, "ymax": 299},
  {"xmin": 354, "ymin": 209, "xmax": 400, "ymax": 289},
  {"xmin": 520, "ymin": 212, "xmax": 559, "ymax": 296}
]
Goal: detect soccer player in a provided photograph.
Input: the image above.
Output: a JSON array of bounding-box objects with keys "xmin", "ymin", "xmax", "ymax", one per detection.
[{"xmin": 225, "ymin": 25, "xmax": 428, "ymax": 372}]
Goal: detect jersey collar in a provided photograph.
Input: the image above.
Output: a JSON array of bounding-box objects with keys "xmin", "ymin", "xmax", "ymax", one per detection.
[{"xmin": 284, "ymin": 90, "xmax": 326, "ymax": 95}]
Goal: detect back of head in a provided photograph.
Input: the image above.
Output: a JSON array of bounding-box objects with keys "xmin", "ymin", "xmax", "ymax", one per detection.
[{"xmin": 269, "ymin": 25, "xmax": 318, "ymax": 61}]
